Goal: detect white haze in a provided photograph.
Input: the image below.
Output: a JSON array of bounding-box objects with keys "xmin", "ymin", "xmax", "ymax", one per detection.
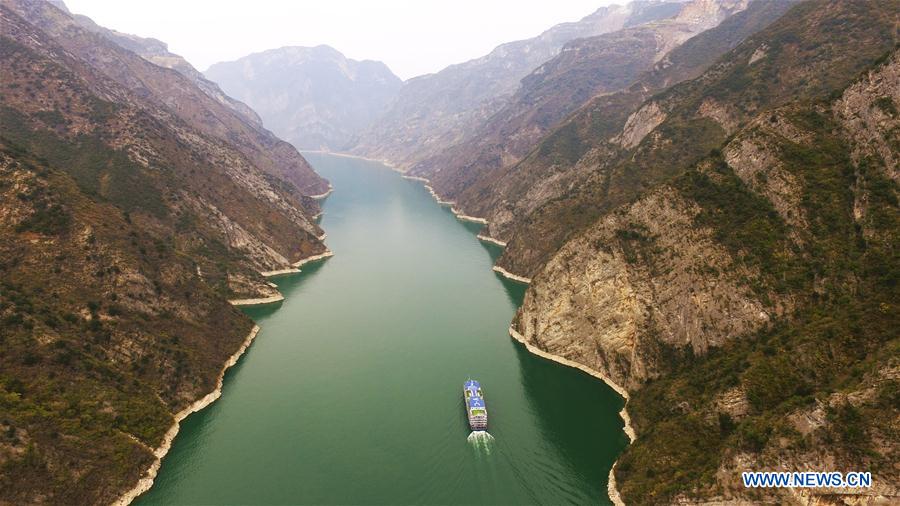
[{"xmin": 61, "ymin": 0, "xmax": 617, "ymax": 80}]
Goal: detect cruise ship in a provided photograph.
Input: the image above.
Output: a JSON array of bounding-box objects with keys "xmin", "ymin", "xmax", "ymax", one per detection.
[{"xmin": 463, "ymin": 379, "xmax": 488, "ymax": 431}]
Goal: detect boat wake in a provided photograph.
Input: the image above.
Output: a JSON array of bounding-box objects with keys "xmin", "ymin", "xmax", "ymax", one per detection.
[{"xmin": 467, "ymin": 430, "xmax": 494, "ymax": 453}]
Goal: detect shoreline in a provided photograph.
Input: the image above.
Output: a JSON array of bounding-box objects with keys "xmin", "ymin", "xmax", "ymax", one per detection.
[
  {"xmin": 507, "ymin": 326, "xmax": 634, "ymax": 506},
  {"xmin": 450, "ymin": 207, "xmax": 488, "ymax": 224},
  {"xmin": 118, "ymin": 246, "xmax": 334, "ymax": 502},
  {"xmin": 400, "ymin": 175, "xmax": 530, "ymax": 285},
  {"xmin": 113, "ymin": 325, "xmax": 262, "ymax": 506},
  {"xmin": 261, "ymin": 247, "xmax": 334, "ymax": 280},
  {"xmin": 607, "ymin": 462, "xmax": 625, "ymax": 506},
  {"xmin": 301, "ymin": 150, "xmax": 401, "ymax": 171},
  {"xmin": 260, "ymin": 268, "xmax": 301, "ymax": 277},
  {"xmin": 228, "ymin": 294, "xmax": 285, "ymax": 306},
  {"xmin": 476, "ymin": 234, "xmax": 507, "ymax": 247},
  {"xmin": 308, "ymin": 184, "xmax": 333, "ymax": 200},
  {"xmin": 292, "ymin": 249, "xmax": 334, "ymax": 268},
  {"xmin": 492, "ymin": 265, "xmax": 532, "ymax": 284},
  {"xmin": 423, "ymin": 185, "xmax": 456, "ymax": 206}
]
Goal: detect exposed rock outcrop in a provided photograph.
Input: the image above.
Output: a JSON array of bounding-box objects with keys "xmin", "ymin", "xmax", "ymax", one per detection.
[
  {"xmin": 421, "ymin": 0, "xmax": 799, "ymax": 281},
  {"xmin": 516, "ymin": 188, "xmax": 771, "ymax": 390},
  {"xmin": 512, "ymin": 35, "xmax": 900, "ymax": 504},
  {"xmin": 410, "ymin": 0, "xmax": 755, "ymax": 199}
]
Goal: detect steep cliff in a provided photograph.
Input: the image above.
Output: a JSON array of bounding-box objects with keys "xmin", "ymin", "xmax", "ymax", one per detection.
[
  {"xmin": 413, "ymin": 0, "xmax": 772, "ymax": 202},
  {"xmin": 64, "ymin": 7, "xmax": 266, "ymax": 129},
  {"xmin": 351, "ymin": 1, "xmax": 685, "ymax": 169},
  {"xmin": 6, "ymin": 0, "xmax": 329, "ymax": 197},
  {"xmin": 0, "ymin": 1, "xmax": 328, "ymax": 503},
  {"xmin": 452, "ymin": 0, "xmax": 897, "ymax": 280},
  {"xmin": 206, "ymin": 45, "xmax": 402, "ymax": 152},
  {"xmin": 506, "ymin": 2, "xmax": 898, "ymax": 503}
]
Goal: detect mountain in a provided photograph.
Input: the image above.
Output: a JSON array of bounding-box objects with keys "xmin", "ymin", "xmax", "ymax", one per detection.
[
  {"xmin": 350, "ymin": 0, "xmax": 687, "ymax": 169},
  {"xmin": 0, "ymin": 0, "xmax": 329, "ymax": 503},
  {"xmin": 411, "ymin": 0, "xmax": 768, "ymax": 198},
  {"xmin": 8, "ymin": 0, "xmax": 329, "ymax": 197},
  {"xmin": 205, "ymin": 46, "xmax": 402, "ymax": 151},
  {"xmin": 441, "ymin": 0, "xmax": 897, "ymax": 503},
  {"xmin": 606, "ymin": 44, "xmax": 900, "ymax": 504},
  {"xmin": 440, "ymin": 0, "xmax": 894, "ymax": 277},
  {"xmin": 64, "ymin": 8, "xmax": 266, "ymax": 129}
]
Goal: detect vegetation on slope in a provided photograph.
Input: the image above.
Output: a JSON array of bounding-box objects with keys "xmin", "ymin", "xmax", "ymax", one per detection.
[
  {"xmin": 0, "ymin": 4, "xmax": 327, "ymax": 503},
  {"xmin": 615, "ymin": 60, "xmax": 899, "ymax": 503},
  {"xmin": 467, "ymin": 0, "xmax": 899, "ymax": 278},
  {"xmin": 0, "ymin": 143, "xmax": 253, "ymax": 503},
  {"xmin": 505, "ymin": 2, "xmax": 898, "ymax": 503}
]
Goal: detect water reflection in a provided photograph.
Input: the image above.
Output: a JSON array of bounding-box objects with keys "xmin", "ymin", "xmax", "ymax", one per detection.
[
  {"xmin": 514, "ymin": 341, "xmax": 629, "ymax": 505},
  {"xmin": 139, "ymin": 153, "xmax": 626, "ymax": 505}
]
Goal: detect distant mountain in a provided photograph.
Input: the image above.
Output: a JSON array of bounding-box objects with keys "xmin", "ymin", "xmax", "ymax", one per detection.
[
  {"xmin": 411, "ymin": 0, "xmax": 761, "ymax": 196},
  {"xmin": 351, "ymin": 0, "xmax": 686, "ymax": 169},
  {"xmin": 206, "ymin": 46, "xmax": 402, "ymax": 151},
  {"xmin": 0, "ymin": 0, "xmax": 330, "ymax": 503}
]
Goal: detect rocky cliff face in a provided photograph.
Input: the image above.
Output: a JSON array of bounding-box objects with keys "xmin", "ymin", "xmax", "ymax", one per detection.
[
  {"xmin": 412, "ymin": 0, "xmax": 763, "ymax": 202},
  {"xmin": 351, "ymin": 1, "xmax": 685, "ymax": 169},
  {"xmin": 515, "ymin": 186, "xmax": 775, "ymax": 391},
  {"xmin": 67, "ymin": 10, "xmax": 266, "ymax": 129},
  {"xmin": 503, "ymin": 2, "xmax": 898, "ymax": 503},
  {"xmin": 451, "ymin": 0, "xmax": 894, "ymax": 280},
  {"xmin": 0, "ymin": 1, "xmax": 330, "ymax": 503},
  {"xmin": 205, "ymin": 45, "xmax": 402, "ymax": 151}
]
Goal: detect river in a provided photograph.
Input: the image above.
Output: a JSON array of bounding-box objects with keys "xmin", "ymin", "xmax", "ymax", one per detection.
[{"xmin": 137, "ymin": 153, "xmax": 628, "ymax": 505}]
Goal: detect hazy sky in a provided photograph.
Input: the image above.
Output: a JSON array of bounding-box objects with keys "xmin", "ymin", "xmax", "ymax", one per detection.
[{"xmin": 62, "ymin": 0, "xmax": 617, "ymax": 80}]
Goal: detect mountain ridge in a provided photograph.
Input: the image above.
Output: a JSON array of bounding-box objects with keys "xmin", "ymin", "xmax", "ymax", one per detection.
[
  {"xmin": 0, "ymin": 1, "xmax": 333, "ymax": 502},
  {"xmin": 409, "ymin": 0, "xmax": 766, "ymax": 201},
  {"xmin": 205, "ymin": 45, "xmax": 402, "ymax": 151},
  {"xmin": 490, "ymin": 1, "xmax": 899, "ymax": 502},
  {"xmin": 350, "ymin": 1, "xmax": 688, "ymax": 169}
]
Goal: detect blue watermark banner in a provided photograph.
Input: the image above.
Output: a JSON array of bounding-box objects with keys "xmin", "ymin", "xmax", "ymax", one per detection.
[{"xmin": 742, "ymin": 472, "xmax": 872, "ymax": 488}]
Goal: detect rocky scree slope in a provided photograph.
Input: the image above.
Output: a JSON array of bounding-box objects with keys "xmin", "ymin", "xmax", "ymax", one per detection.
[
  {"xmin": 0, "ymin": 2, "xmax": 327, "ymax": 503},
  {"xmin": 351, "ymin": 0, "xmax": 685, "ymax": 169},
  {"xmin": 412, "ymin": 0, "xmax": 762, "ymax": 200},
  {"xmin": 504, "ymin": 1, "xmax": 898, "ymax": 503},
  {"xmin": 205, "ymin": 45, "xmax": 402, "ymax": 152}
]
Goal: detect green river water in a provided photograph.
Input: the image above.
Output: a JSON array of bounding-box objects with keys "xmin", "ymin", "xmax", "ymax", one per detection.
[{"xmin": 137, "ymin": 153, "xmax": 628, "ymax": 505}]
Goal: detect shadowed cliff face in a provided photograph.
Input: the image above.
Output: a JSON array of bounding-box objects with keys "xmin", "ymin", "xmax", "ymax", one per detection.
[
  {"xmin": 205, "ymin": 46, "xmax": 402, "ymax": 152},
  {"xmin": 505, "ymin": 2, "xmax": 898, "ymax": 502},
  {"xmin": 350, "ymin": 1, "xmax": 693, "ymax": 170},
  {"xmin": 0, "ymin": 1, "xmax": 330, "ymax": 503}
]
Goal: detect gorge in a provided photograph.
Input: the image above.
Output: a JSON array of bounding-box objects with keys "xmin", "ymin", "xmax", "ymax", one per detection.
[
  {"xmin": 0, "ymin": 0, "xmax": 897, "ymax": 504},
  {"xmin": 135, "ymin": 153, "xmax": 631, "ymax": 505}
]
